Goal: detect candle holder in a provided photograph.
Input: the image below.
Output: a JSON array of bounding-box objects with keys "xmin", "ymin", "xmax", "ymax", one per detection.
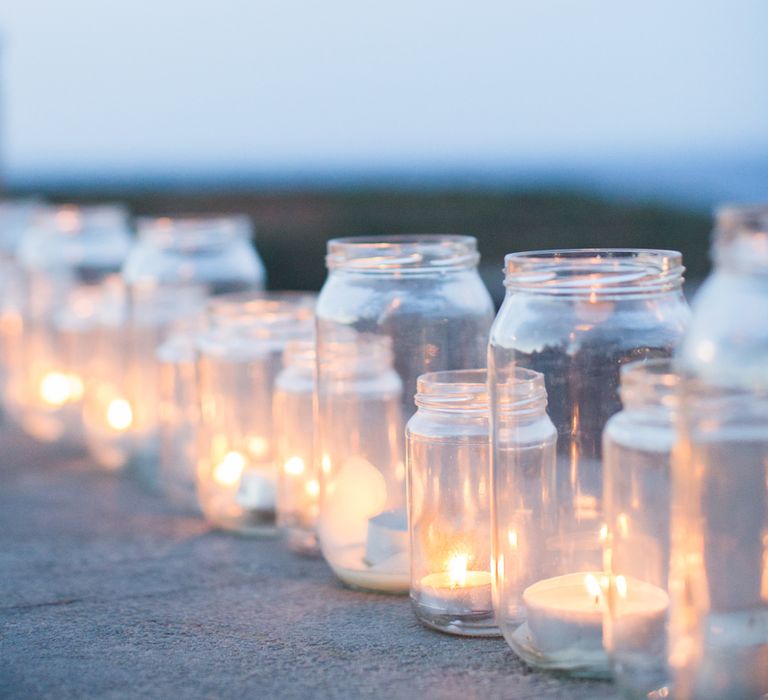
[
  {"xmin": 489, "ymin": 249, "xmax": 689, "ymax": 677},
  {"xmin": 274, "ymin": 340, "xmax": 319, "ymax": 555},
  {"xmin": 316, "ymin": 235, "xmax": 494, "ymax": 594},
  {"xmin": 671, "ymin": 205, "xmax": 768, "ymax": 699},
  {"xmin": 407, "ymin": 369, "xmax": 500, "ymax": 637},
  {"xmin": 196, "ymin": 292, "xmax": 315, "ymax": 535},
  {"xmin": 603, "ymin": 359, "xmax": 677, "ymax": 699},
  {"xmin": 10, "ymin": 205, "xmax": 132, "ymax": 444},
  {"xmin": 102, "ymin": 215, "xmax": 266, "ymax": 482}
]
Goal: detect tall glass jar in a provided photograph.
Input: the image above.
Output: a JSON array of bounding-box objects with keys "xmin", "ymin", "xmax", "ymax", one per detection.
[
  {"xmin": 196, "ymin": 292, "xmax": 315, "ymax": 535},
  {"xmin": 93, "ymin": 215, "xmax": 265, "ymax": 481},
  {"xmin": 407, "ymin": 369, "xmax": 501, "ymax": 637},
  {"xmin": 603, "ymin": 359, "xmax": 678, "ymax": 699},
  {"xmin": 489, "ymin": 249, "xmax": 689, "ymax": 677},
  {"xmin": 274, "ymin": 340, "xmax": 318, "ymax": 555},
  {"xmin": 11, "ymin": 205, "xmax": 132, "ymax": 443},
  {"xmin": 671, "ymin": 205, "xmax": 768, "ymax": 700},
  {"xmin": 316, "ymin": 235, "xmax": 494, "ymax": 593}
]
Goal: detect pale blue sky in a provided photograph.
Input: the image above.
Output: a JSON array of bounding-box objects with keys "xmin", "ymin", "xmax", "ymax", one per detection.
[{"xmin": 1, "ymin": 0, "xmax": 766, "ymax": 190}]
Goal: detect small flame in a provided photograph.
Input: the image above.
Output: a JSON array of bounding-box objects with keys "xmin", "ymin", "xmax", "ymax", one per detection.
[
  {"xmin": 507, "ymin": 529, "xmax": 518, "ymax": 549},
  {"xmin": 248, "ymin": 436, "xmax": 269, "ymax": 458},
  {"xmin": 39, "ymin": 371, "xmax": 83, "ymax": 406},
  {"xmin": 283, "ymin": 456, "xmax": 305, "ymax": 476},
  {"xmin": 305, "ymin": 479, "xmax": 320, "ymax": 498},
  {"xmin": 598, "ymin": 524, "xmax": 609, "ymax": 542},
  {"xmin": 615, "ymin": 574, "xmax": 628, "ymax": 599},
  {"xmin": 584, "ymin": 573, "xmax": 603, "ymax": 605},
  {"xmin": 447, "ymin": 553, "xmax": 470, "ymax": 588},
  {"xmin": 213, "ymin": 451, "xmax": 245, "ymax": 486},
  {"xmin": 106, "ymin": 398, "xmax": 133, "ymax": 431},
  {"xmin": 321, "ymin": 454, "xmax": 332, "ymax": 474}
]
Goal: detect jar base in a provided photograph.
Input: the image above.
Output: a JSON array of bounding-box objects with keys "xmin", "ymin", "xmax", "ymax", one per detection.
[
  {"xmin": 325, "ymin": 545, "xmax": 409, "ymax": 595},
  {"xmin": 413, "ymin": 603, "xmax": 500, "ymax": 637},
  {"xmin": 508, "ymin": 623, "xmax": 611, "ymax": 679}
]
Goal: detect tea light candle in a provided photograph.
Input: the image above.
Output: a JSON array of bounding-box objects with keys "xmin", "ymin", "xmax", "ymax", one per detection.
[
  {"xmin": 419, "ymin": 553, "xmax": 493, "ymax": 613},
  {"xmin": 610, "ymin": 575, "xmax": 669, "ymax": 648}
]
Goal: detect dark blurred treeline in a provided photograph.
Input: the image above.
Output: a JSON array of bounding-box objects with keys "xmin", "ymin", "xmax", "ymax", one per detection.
[{"xmin": 14, "ymin": 188, "xmax": 711, "ymax": 302}]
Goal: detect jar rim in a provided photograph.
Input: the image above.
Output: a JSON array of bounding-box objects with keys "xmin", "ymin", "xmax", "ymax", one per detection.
[
  {"xmin": 137, "ymin": 215, "xmax": 252, "ymax": 251},
  {"xmin": 34, "ymin": 203, "xmax": 129, "ymax": 235},
  {"xmin": 326, "ymin": 234, "xmax": 479, "ymax": 273},
  {"xmin": 620, "ymin": 358, "xmax": 679, "ymax": 411},
  {"xmin": 207, "ymin": 290, "xmax": 316, "ymax": 325},
  {"xmin": 504, "ymin": 248, "xmax": 684, "ymax": 296},
  {"xmin": 713, "ymin": 203, "xmax": 768, "ymax": 271}
]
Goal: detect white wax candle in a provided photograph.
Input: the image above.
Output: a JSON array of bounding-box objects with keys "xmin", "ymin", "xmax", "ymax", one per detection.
[
  {"xmin": 611, "ymin": 575, "xmax": 669, "ymax": 651},
  {"xmin": 365, "ymin": 509, "xmax": 408, "ymax": 566},
  {"xmin": 419, "ymin": 570, "xmax": 493, "ymax": 614},
  {"xmin": 236, "ymin": 470, "xmax": 277, "ymax": 511},
  {"xmin": 523, "ymin": 572, "xmax": 606, "ymax": 653}
]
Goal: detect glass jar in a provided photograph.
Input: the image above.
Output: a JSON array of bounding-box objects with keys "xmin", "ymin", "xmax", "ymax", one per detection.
[
  {"xmin": 11, "ymin": 205, "xmax": 132, "ymax": 443},
  {"xmin": 489, "ymin": 249, "xmax": 689, "ymax": 677},
  {"xmin": 670, "ymin": 205, "xmax": 768, "ymax": 700},
  {"xmin": 316, "ymin": 235, "xmax": 494, "ymax": 594},
  {"xmin": 407, "ymin": 369, "xmax": 500, "ymax": 637},
  {"xmin": 196, "ymin": 292, "xmax": 315, "ymax": 535},
  {"xmin": 274, "ymin": 340, "xmax": 318, "ymax": 555},
  {"xmin": 0, "ymin": 199, "xmax": 46, "ymax": 418},
  {"xmin": 97, "ymin": 215, "xmax": 265, "ymax": 481},
  {"xmin": 603, "ymin": 359, "xmax": 678, "ymax": 699}
]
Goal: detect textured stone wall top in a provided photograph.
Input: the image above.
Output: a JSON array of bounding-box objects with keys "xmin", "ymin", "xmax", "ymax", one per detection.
[{"xmin": 0, "ymin": 428, "xmax": 617, "ymax": 700}]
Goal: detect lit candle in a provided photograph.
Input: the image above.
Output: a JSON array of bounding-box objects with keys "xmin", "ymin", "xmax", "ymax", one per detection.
[
  {"xmin": 419, "ymin": 553, "xmax": 493, "ymax": 613},
  {"xmin": 610, "ymin": 575, "xmax": 669, "ymax": 649}
]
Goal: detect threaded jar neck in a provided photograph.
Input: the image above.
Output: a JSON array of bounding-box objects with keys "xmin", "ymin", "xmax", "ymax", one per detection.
[
  {"xmin": 415, "ymin": 369, "xmax": 489, "ymax": 414},
  {"xmin": 619, "ymin": 358, "xmax": 679, "ymax": 413},
  {"xmin": 282, "ymin": 339, "xmax": 316, "ymax": 373},
  {"xmin": 36, "ymin": 204, "xmax": 129, "ymax": 236},
  {"xmin": 494, "ymin": 367, "xmax": 549, "ymax": 417},
  {"xmin": 712, "ymin": 203, "xmax": 768, "ymax": 274},
  {"xmin": 318, "ymin": 332, "xmax": 396, "ymax": 378},
  {"xmin": 137, "ymin": 215, "xmax": 252, "ymax": 252},
  {"xmin": 504, "ymin": 249, "xmax": 684, "ymax": 297},
  {"xmin": 206, "ymin": 291, "xmax": 316, "ymax": 339},
  {"xmin": 326, "ymin": 235, "xmax": 480, "ymax": 274}
]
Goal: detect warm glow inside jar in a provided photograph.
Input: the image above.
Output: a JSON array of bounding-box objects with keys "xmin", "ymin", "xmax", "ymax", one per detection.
[
  {"xmin": 489, "ymin": 249, "xmax": 689, "ymax": 677},
  {"xmin": 603, "ymin": 359, "xmax": 677, "ymax": 699},
  {"xmin": 274, "ymin": 340, "xmax": 319, "ymax": 555},
  {"xmin": 11, "ymin": 204, "xmax": 132, "ymax": 444},
  {"xmin": 316, "ymin": 235, "xmax": 494, "ymax": 593},
  {"xmin": 106, "ymin": 215, "xmax": 266, "ymax": 482},
  {"xmin": 407, "ymin": 369, "xmax": 500, "ymax": 637},
  {"xmin": 196, "ymin": 292, "xmax": 315, "ymax": 535},
  {"xmin": 671, "ymin": 205, "xmax": 768, "ymax": 700}
]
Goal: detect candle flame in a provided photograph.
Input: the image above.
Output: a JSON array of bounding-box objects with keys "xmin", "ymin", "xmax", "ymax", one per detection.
[
  {"xmin": 106, "ymin": 398, "xmax": 133, "ymax": 431},
  {"xmin": 447, "ymin": 553, "xmax": 469, "ymax": 588},
  {"xmin": 598, "ymin": 523, "xmax": 609, "ymax": 542},
  {"xmin": 321, "ymin": 454, "xmax": 332, "ymax": 474},
  {"xmin": 584, "ymin": 573, "xmax": 603, "ymax": 605},
  {"xmin": 615, "ymin": 574, "xmax": 628, "ymax": 599},
  {"xmin": 283, "ymin": 456, "xmax": 305, "ymax": 476},
  {"xmin": 213, "ymin": 451, "xmax": 245, "ymax": 486},
  {"xmin": 248, "ymin": 436, "xmax": 269, "ymax": 458},
  {"xmin": 39, "ymin": 371, "xmax": 83, "ymax": 406},
  {"xmin": 305, "ymin": 479, "xmax": 320, "ymax": 498}
]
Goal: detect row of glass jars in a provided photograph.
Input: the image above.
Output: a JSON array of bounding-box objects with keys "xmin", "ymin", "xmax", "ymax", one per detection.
[{"xmin": 1, "ymin": 198, "xmax": 766, "ymax": 699}]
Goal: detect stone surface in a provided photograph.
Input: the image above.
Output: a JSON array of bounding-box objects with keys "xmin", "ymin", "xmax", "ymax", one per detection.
[{"xmin": 0, "ymin": 428, "xmax": 618, "ymax": 699}]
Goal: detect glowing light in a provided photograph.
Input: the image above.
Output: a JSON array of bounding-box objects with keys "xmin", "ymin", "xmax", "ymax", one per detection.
[
  {"xmin": 106, "ymin": 399, "xmax": 133, "ymax": 431},
  {"xmin": 213, "ymin": 451, "xmax": 245, "ymax": 486},
  {"xmin": 447, "ymin": 553, "xmax": 470, "ymax": 588},
  {"xmin": 39, "ymin": 372, "xmax": 82, "ymax": 406},
  {"xmin": 507, "ymin": 529, "xmax": 518, "ymax": 549},
  {"xmin": 248, "ymin": 436, "xmax": 269, "ymax": 458},
  {"xmin": 321, "ymin": 454, "xmax": 332, "ymax": 474},
  {"xmin": 283, "ymin": 456, "xmax": 305, "ymax": 476},
  {"xmin": 305, "ymin": 479, "xmax": 320, "ymax": 498},
  {"xmin": 584, "ymin": 573, "xmax": 603, "ymax": 604},
  {"xmin": 696, "ymin": 340, "xmax": 716, "ymax": 364},
  {"xmin": 615, "ymin": 574, "xmax": 628, "ymax": 599},
  {"xmin": 599, "ymin": 524, "xmax": 609, "ymax": 542},
  {"xmin": 618, "ymin": 513, "xmax": 629, "ymax": 537}
]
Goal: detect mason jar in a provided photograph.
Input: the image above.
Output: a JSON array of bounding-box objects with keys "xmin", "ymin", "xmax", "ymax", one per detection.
[
  {"xmin": 489, "ymin": 249, "xmax": 689, "ymax": 677},
  {"xmin": 196, "ymin": 292, "xmax": 315, "ymax": 535},
  {"xmin": 97, "ymin": 215, "xmax": 265, "ymax": 481},
  {"xmin": 274, "ymin": 340, "xmax": 318, "ymax": 555},
  {"xmin": 671, "ymin": 204, "xmax": 768, "ymax": 700},
  {"xmin": 11, "ymin": 204, "xmax": 132, "ymax": 443},
  {"xmin": 603, "ymin": 359, "xmax": 678, "ymax": 699},
  {"xmin": 407, "ymin": 369, "xmax": 500, "ymax": 637},
  {"xmin": 316, "ymin": 235, "xmax": 494, "ymax": 593}
]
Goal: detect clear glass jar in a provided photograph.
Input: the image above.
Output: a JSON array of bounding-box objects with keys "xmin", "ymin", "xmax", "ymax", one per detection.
[
  {"xmin": 11, "ymin": 205, "xmax": 132, "ymax": 443},
  {"xmin": 274, "ymin": 340, "xmax": 319, "ymax": 555},
  {"xmin": 316, "ymin": 235, "xmax": 494, "ymax": 594},
  {"xmin": 102, "ymin": 215, "xmax": 266, "ymax": 481},
  {"xmin": 670, "ymin": 205, "xmax": 768, "ymax": 700},
  {"xmin": 196, "ymin": 292, "xmax": 315, "ymax": 535},
  {"xmin": 407, "ymin": 369, "xmax": 499, "ymax": 637},
  {"xmin": 0, "ymin": 199, "xmax": 46, "ymax": 418},
  {"xmin": 603, "ymin": 359, "xmax": 677, "ymax": 699},
  {"xmin": 489, "ymin": 249, "xmax": 689, "ymax": 677}
]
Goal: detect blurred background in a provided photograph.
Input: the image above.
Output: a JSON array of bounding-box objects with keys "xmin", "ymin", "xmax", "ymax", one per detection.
[{"xmin": 0, "ymin": 0, "xmax": 766, "ymax": 298}]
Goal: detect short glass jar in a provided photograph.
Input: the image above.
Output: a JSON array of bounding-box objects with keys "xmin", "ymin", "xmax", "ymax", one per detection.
[
  {"xmin": 603, "ymin": 359, "xmax": 677, "ymax": 699},
  {"xmin": 99, "ymin": 215, "xmax": 265, "ymax": 480},
  {"xmin": 407, "ymin": 369, "xmax": 499, "ymax": 637},
  {"xmin": 196, "ymin": 292, "xmax": 315, "ymax": 535},
  {"xmin": 274, "ymin": 340, "xmax": 319, "ymax": 555},
  {"xmin": 316, "ymin": 235, "xmax": 494, "ymax": 593},
  {"xmin": 670, "ymin": 205, "xmax": 768, "ymax": 700},
  {"xmin": 489, "ymin": 249, "xmax": 689, "ymax": 677},
  {"xmin": 10, "ymin": 204, "xmax": 132, "ymax": 443}
]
